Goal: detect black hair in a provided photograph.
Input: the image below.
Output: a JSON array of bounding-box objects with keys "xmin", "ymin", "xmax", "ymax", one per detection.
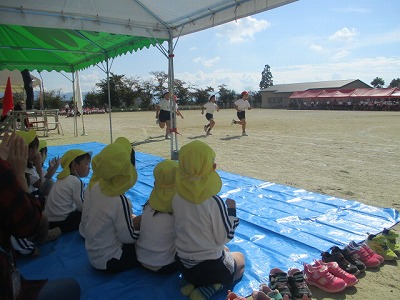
[
  {"xmin": 74, "ymin": 153, "xmax": 91, "ymax": 164},
  {"xmin": 27, "ymin": 136, "xmax": 39, "ymax": 168},
  {"xmin": 39, "ymin": 146, "xmax": 48, "ymax": 156}
]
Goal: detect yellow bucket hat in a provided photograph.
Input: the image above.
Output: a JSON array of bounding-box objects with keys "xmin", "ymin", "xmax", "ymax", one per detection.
[
  {"xmin": 58, "ymin": 149, "xmax": 92, "ymax": 179},
  {"xmin": 148, "ymin": 160, "xmax": 178, "ymax": 213},
  {"xmin": 38, "ymin": 140, "xmax": 47, "ymax": 151},
  {"xmin": 89, "ymin": 137, "xmax": 137, "ymax": 197},
  {"xmin": 16, "ymin": 129, "xmax": 37, "ymax": 145},
  {"xmin": 176, "ymin": 140, "xmax": 222, "ymax": 204}
]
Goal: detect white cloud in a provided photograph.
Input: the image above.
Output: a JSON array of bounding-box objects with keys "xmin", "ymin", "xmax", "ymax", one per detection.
[
  {"xmin": 310, "ymin": 44, "xmax": 324, "ymax": 52},
  {"xmin": 273, "ymin": 56, "xmax": 400, "ymax": 85},
  {"xmin": 329, "ymin": 27, "xmax": 358, "ymax": 42},
  {"xmin": 332, "ymin": 50, "xmax": 350, "ymax": 60},
  {"xmin": 176, "ymin": 56, "xmax": 400, "ymax": 92},
  {"xmin": 193, "ymin": 56, "xmax": 221, "ymax": 67},
  {"xmin": 216, "ymin": 16, "xmax": 270, "ymax": 44}
]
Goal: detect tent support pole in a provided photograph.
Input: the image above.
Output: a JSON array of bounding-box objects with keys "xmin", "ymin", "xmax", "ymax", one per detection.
[
  {"xmin": 168, "ymin": 36, "xmax": 178, "ymax": 160},
  {"xmin": 72, "ymin": 72, "xmax": 78, "ymax": 137},
  {"xmin": 106, "ymin": 58, "xmax": 113, "ymax": 143}
]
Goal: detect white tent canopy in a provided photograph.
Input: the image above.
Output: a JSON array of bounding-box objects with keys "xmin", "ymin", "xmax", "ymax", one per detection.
[
  {"xmin": 1, "ymin": 0, "xmax": 297, "ymax": 156},
  {"xmin": 1, "ymin": 0, "xmax": 297, "ymax": 39}
]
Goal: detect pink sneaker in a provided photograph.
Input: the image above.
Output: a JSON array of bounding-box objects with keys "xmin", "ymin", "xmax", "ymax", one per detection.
[
  {"xmin": 313, "ymin": 260, "xmax": 358, "ymax": 287},
  {"xmin": 346, "ymin": 241, "xmax": 382, "ymax": 267},
  {"xmin": 357, "ymin": 241, "xmax": 384, "ymax": 264},
  {"xmin": 303, "ymin": 263, "xmax": 347, "ymax": 293}
]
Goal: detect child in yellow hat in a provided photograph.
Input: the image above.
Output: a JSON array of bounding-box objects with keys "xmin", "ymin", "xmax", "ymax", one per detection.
[
  {"xmin": 135, "ymin": 159, "xmax": 178, "ymax": 273},
  {"xmin": 172, "ymin": 140, "xmax": 245, "ymax": 299},
  {"xmin": 44, "ymin": 149, "xmax": 91, "ymax": 233},
  {"xmin": 37, "ymin": 139, "xmax": 61, "ymax": 196},
  {"xmin": 12, "ymin": 130, "xmax": 62, "ymax": 257},
  {"xmin": 80, "ymin": 137, "xmax": 141, "ymax": 273}
]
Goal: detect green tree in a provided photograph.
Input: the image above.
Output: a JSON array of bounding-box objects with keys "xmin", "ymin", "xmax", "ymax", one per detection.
[
  {"xmin": 218, "ymin": 84, "xmax": 236, "ymax": 109},
  {"xmin": 150, "ymin": 71, "xmax": 168, "ymax": 93},
  {"xmin": 371, "ymin": 77, "xmax": 385, "ymax": 88},
  {"xmin": 249, "ymin": 90, "xmax": 261, "ymax": 108},
  {"xmin": 84, "ymin": 90, "xmax": 101, "ymax": 108},
  {"xmin": 36, "ymin": 89, "xmax": 65, "ymax": 109},
  {"xmin": 389, "ymin": 78, "xmax": 400, "ymax": 88},
  {"xmin": 259, "ymin": 65, "xmax": 273, "ymax": 90},
  {"xmin": 174, "ymin": 79, "xmax": 191, "ymax": 106},
  {"xmin": 96, "ymin": 73, "xmax": 135, "ymax": 108},
  {"xmin": 191, "ymin": 86, "xmax": 214, "ymax": 105}
]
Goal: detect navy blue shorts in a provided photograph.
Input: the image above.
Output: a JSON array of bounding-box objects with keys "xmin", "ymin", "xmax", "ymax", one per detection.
[
  {"xmin": 176, "ymin": 250, "xmax": 235, "ymax": 286},
  {"xmin": 159, "ymin": 110, "xmax": 171, "ymax": 122},
  {"xmin": 205, "ymin": 113, "xmax": 213, "ymax": 121},
  {"xmin": 237, "ymin": 111, "xmax": 245, "ymax": 120}
]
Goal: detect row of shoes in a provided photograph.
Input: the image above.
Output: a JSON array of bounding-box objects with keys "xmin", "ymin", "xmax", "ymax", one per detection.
[
  {"xmin": 227, "ymin": 284, "xmax": 288, "ymax": 300},
  {"xmin": 303, "ymin": 229, "xmax": 399, "ymax": 294},
  {"xmin": 226, "ymin": 229, "xmax": 399, "ymax": 299}
]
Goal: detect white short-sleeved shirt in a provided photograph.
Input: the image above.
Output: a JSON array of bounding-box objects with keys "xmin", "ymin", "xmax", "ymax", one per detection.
[
  {"xmin": 234, "ymin": 99, "xmax": 250, "ymax": 111},
  {"xmin": 158, "ymin": 98, "xmax": 170, "ymax": 111},
  {"xmin": 25, "ymin": 166, "xmax": 40, "ymax": 193},
  {"xmin": 203, "ymin": 102, "xmax": 218, "ymax": 114},
  {"xmin": 135, "ymin": 204, "xmax": 176, "ymax": 271},
  {"xmin": 80, "ymin": 183, "xmax": 139, "ymax": 270},
  {"xmin": 44, "ymin": 174, "xmax": 85, "ymax": 222}
]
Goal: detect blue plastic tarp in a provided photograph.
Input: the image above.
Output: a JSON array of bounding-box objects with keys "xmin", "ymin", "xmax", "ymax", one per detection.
[{"xmin": 18, "ymin": 142, "xmax": 399, "ymax": 299}]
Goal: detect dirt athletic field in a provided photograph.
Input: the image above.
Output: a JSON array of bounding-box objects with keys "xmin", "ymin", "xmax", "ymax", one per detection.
[{"xmin": 46, "ymin": 108, "xmax": 399, "ymax": 300}]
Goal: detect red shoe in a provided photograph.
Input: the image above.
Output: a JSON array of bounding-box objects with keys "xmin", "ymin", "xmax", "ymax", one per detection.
[
  {"xmin": 303, "ymin": 263, "xmax": 347, "ymax": 293},
  {"xmin": 346, "ymin": 241, "xmax": 382, "ymax": 267},
  {"xmin": 313, "ymin": 260, "xmax": 358, "ymax": 287},
  {"xmin": 357, "ymin": 241, "xmax": 384, "ymax": 264},
  {"xmin": 226, "ymin": 290, "xmax": 246, "ymax": 300}
]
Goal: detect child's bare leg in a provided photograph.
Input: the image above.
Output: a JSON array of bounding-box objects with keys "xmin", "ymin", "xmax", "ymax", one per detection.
[
  {"xmin": 231, "ymin": 251, "xmax": 245, "ymax": 282},
  {"xmin": 241, "ymin": 119, "xmax": 246, "ymax": 132}
]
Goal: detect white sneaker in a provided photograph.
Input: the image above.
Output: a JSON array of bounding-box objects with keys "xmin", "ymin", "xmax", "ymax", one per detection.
[
  {"xmin": 165, "ymin": 134, "xmax": 171, "ymax": 139},
  {"xmin": 156, "ymin": 119, "xmax": 159, "ymax": 125},
  {"xmin": 204, "ymin": 125, "xmax": 207, "ymax": 132},
  {"xmin": 242, "ymin": 131, "xmax": 248, "ymax": 136},
  {"xmin": 231, "ymin": 119, "xmax": 235, "ymax": 125}
]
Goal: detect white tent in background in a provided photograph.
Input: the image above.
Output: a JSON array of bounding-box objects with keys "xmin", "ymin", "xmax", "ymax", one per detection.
[{"xmin": 0, "ymin": 70, "xmax": 40, "ymax": 93}]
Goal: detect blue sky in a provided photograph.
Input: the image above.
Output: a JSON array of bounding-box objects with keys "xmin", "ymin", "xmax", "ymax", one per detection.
[{"xmin": 32, "ymin": 0, "xmax": 399, "ymax": 94}]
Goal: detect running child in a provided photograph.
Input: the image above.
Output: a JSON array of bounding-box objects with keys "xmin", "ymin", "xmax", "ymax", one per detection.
[
  {"xmin": 231, "ymin": 91, "xmax": 252, "ymax": 136},
  {"xmin": 201, "ymin": 95, "xmax": 219, "ymax": 136}
]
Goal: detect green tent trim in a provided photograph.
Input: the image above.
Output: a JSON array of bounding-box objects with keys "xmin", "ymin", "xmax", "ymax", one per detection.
[{"xmin": 0, "ymin": 24, "xmax": 164, "ymax": 72}]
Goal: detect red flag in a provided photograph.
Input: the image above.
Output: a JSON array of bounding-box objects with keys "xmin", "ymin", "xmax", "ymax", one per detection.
[{"xmin": 2, "ymin": 77, "xmax": 14, "ymax": 116}]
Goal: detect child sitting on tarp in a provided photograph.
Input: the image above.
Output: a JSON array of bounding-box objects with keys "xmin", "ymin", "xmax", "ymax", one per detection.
[
  {"xmin": 135, "ymin": 159, "xmax": 178, "ymax": 274},
  {"xmin": 37, "ymin": 140, "xmax": 61, "ymax": 197},
  {"xmin": 172, "ymin": 140, "xmax": 245, "ymax": 300},
  {"xmin": 79, "ymin": 137, "xmax": 141, "ymax": 273},
  {"xmin": 11, "ymin": 130, "xmax": 61, "ymax": 257},
  {"xmin": 44, "ymin": 149, "xmax": 91, "ymax": 233}
]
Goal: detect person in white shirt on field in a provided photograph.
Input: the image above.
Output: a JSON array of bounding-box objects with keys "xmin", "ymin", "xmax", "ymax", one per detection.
[
  {"xmin": 201, "ymin": 95, "xmax": 219, "ymax": 136},
  {"xmin": 231, "ymin": 91, "xmax": 252, "ymax": 136},
  {"xmin": 155, "ymin": 89, "xmax": 184, "ymax": 139}
]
